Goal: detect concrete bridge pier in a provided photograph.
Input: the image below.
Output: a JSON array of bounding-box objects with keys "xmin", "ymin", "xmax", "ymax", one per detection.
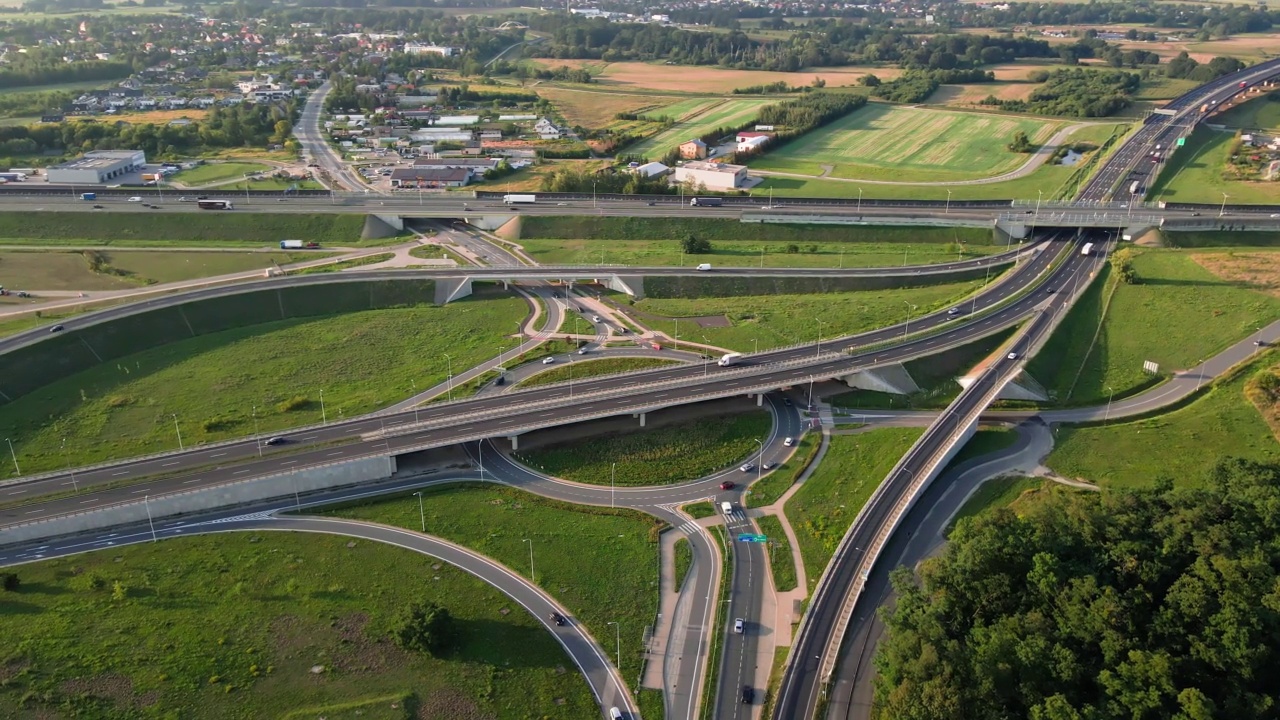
[
  {"xmin": 363, "ymin": 214, "xmax": 404, "ymax": 239},
  {"xmin": 604, "ymin": 275, "xmax": 645, "ymax": 299},
  {"xmin": 508, "ymin": 435, "xmax": 519, "ymax": 450},
  {"xmin": 957, "ymin": 371, "xmax": 1049, "ymax": 402},
  {"xmin": 993, "ymin": 219, "xmax": 1030, "ymax": 244},
  {"xmin": 634, "ymin": 412, "xmax": 647, "ymax": 427},
  {"xmin": 434, "ymin": 277, "xmax": 474, "ymax": 304}
]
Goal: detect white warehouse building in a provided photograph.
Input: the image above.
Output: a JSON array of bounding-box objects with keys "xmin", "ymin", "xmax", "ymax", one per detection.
[
  {"xmin": 46, "ymin": 150, "xmax": 146, "ymax": 184},
  {"xmin": 671, "ymin": 160, "xmax": 748, "ymax": 191}
]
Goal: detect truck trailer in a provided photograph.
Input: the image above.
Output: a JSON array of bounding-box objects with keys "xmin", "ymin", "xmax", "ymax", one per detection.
[
  {"xmin": 503, "ymin": 194, "xmax": 536, "ymax": 204},
  {"xmin": 717, "ymin": 352, "xmax": 743, "ymax": 367},
  {"xmin": 280, "ymin": 240, "xmax": 320, "ymax": 249},
  {"xmin": 690, "ymin": 197, "xmax": 723, "ymax": 207},
  {"xmin": 80, "ymin": 193, "xmax": 96, "ymax": 201}
]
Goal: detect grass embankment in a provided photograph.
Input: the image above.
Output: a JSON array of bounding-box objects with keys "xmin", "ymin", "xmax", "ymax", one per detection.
[
  {"xmin": 751, "ymin": 104, "xmax": 1063, "ymax": 183},
  {"xmin": 408, "ymin": 244, "xmax": 470, "ymax": 266},
  {"xmin": 786, "ymin": 429, "xmax": 924, "ymax": 591},
  {"xmin": 947, "ymin": 476, "xmax": 1046, "ymax": 533},
  {"xmin": 173, "ymin": 162, "xmax": 270, "ymax": 186},
  {"xmin": 683, "ymin": 501, "xmax": 717, "ymax": 520},
  {"xmin": 1047, "ymin": 350, "xmax": 1280, "ymax": 490},
  {"xmin": 755, "ymin": 514, "xmax": 797, "ymax": 592},
  {"xmin": 0, "ymin": 533, "xmax": 594, "ymax": 719},
  {"xmin": 754, "ymin": 122, "xmax": 1126, "ymax": 201},
  {"xmin": 325, "ymin": 482, "xmax": 662, "ymax": 689},
  {"xmin": 0, "ymin": 287, "xmax": 528, "ymax": 476},
  {"xmin": 0, "ymin": 249, "xmax": 316, "ymax": 290},
  {"xmin": 1148, "ymin": 125, "xmax": 1280, "ymax": 205},
  {"xmin": 518, "ymin": 357, "xmax": 680, "ymax": 388},
  {"xmin": 747, "ymin": 433, "xmax": 820, "ymax": 508},
  {"xmin": 945, "ymin": 428, "xmax": 1020, "ymax": 471},
  {"xmin": 698, "ymin": 525, "xmax": 732, "ymax": 720},
  {"xmin": 673, "ymin": 536, "xmax": 693, "ymax": 590},
  {"xmin": 516, "ymin": 412, "xmax": 771, "ymax": 486},
  {"xmin": 1162, "ymin": 231, "xmax": 1280, "ymax": 248},
  {"xmin": 0, "ymin": 211, "xmax": 367, "ymax": 246},
  {"xmin": 1025, "ymin": 249, "xmax": 1280, "ymax": 406},
  {"xmin": 636, "ymin": 280, "xmax": 981, "ymax": 353},
  {"xmin": 293, "ymin": 253, "xmax": 394, "ymax": 274}
]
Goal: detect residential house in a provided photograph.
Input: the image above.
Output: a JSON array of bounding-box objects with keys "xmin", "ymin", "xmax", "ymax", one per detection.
[{"xmin": 679, "ymin": 138, "xmax": 708, "ymax": 160}]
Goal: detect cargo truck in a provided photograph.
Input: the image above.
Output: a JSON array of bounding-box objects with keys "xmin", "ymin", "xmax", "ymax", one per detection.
[
  {"xmin": 280, "ymin": 240, "xmax": 320, "ymax": 249},
  {"xmin": 80, "ymin": 193, "xmax": 96, "ymax": 201},
  {"xmin": 690, "ymin": 197, "xmax": 722, "ymax": 207},
  {"xmin": 1081, "ymin": 242, "xmax": 1094, "ymax": 256},
  {"xmin": 503, "ymin": 194, "xmax": 536, "ymax": 204},
  {"xmin": 718, "ymin": 352, "xmax": 743, "ymax": 367}
]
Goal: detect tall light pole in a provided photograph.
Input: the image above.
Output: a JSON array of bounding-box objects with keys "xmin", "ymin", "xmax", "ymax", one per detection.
[
  {"xmin": 318, "ymin": 389, "xmax": 327, "ymax": 425},
  {"xmin": 444, "ymin": 353, "xmax": 454, "ymax": 402},
  {"xmin": 754, "ymin": 438, "xmax": 763, "ymax": 486},
  {"xmin": 413, "ymin": 491, "xmax": 426, "ymax": 532},
  {"xmin": 60, "ymin": 438, "xmax": 77, "ymax": 492},
  {"xmin": 411, "ymin": 380, "xmax": 420, "ymax": 424},
  {"xmin": 171, "ymin": 414, "xmax": 184, "ymax": 451},
  {"xmin": 945, "ymin": 188, "xmax": 952, "ymax": 214},
  {"xmin": 814, "ymin": 318, "xmax": 826, "ymax": 358},
  {"xmin": 759, "ymin": 245, "xmax": 765, "ymax": 269},
  {"xmin": 701, "ymin": 335, "xmax": 710, "ymax": 376},
  {"xmin": 4, "ymin": 437, "xmax": 19, "ymax": 476},
  {"xmin": 607, "ymin": 621, "xmax": 621, "ymax": 671},
  {"xmin": 144, "ymin": 494, "xmax": 157, "ymax": 543},
  {"xmin": 857, "ymin": 186, "xmax": 863, "ymax": 214},
  {"xmin": 1219, "ymin": 191, "xmax": 1230, "ymax": 217},
  {"xmin": 593, "ymin": 180, "xmax": 598, "ymax": 209},
  {"xmin": 523, "ymin": 537, "xmax": 535, "ymax": 583},
  {"xmin": 1104, "ymin": 385, "xmax": 1115, "ymax": 423},
  {"xmin": 902, "ymin": 302, "xmax": 916, "ymax": 340},
  {"xmin": 252, "ymin": 404, "xmax": 262, "ymax": 457}
]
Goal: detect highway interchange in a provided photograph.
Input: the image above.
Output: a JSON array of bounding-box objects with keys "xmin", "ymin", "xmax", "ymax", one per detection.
[{"xmin": 3, "ymin": 59, "xmax": 1280, "ymax": 720}]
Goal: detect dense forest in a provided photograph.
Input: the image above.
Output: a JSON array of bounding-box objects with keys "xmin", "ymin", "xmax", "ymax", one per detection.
[
  {"xmin": 1166, "ymin": 52, "xmax": 1248, "ymax": 83},
  {"xmin": 875, "ymin": 457, "xmax": 1280, "ymax": 720}
]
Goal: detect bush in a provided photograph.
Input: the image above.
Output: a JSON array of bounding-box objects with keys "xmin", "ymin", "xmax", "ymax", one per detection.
[
  {"xmin": 391, "ymin": 600, "xmax": 455, "ymax": 656},
  {"xmin": 681, "ymin": 234, "xmax": 712, "ymax": 254},
  {"xmin": 0, "ymin": 572, "xmax": 18, "ymax": 591}
]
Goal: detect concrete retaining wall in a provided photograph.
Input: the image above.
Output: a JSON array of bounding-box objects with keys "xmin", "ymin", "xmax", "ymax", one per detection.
[{"xmin": 0, "ymin": 455, "xmax": 396, "ymax": 545}]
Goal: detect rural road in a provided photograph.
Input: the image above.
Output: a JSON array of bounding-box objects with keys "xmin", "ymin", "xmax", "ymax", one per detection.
[{"xmin": 751, "ymin": 121, "xmax": 1100, "ymax": 187}]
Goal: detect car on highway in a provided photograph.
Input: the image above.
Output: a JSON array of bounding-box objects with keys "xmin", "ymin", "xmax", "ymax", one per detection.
[
  {"xmin": 948, "ymin": 307, "xmax": 961, "ymax": 316},
  {"xmin": 742, "ymin": 686, "xmax": 753, "ymax": 704},
  {"xmin": 784, "ymin": 437, "xmax": 794, "ymax": 447},
  {"xmin": 264, "ymin": 436, "xmax": 286, "ymax": 446},
  {"xmin": 719, "ymin": 481, "xmax": 736, "ymax": 490},
  {"xmin": 577, "ymin": 348, "xmax": 588, "ymax": 355},
  {"xmin": 763, "ymin": 462, "xmax": 776, "ymax": 470},
  {"xmin": 734, "ymin": 618, "xmax": 745, "ymax": 633},
  {"xmin": 783, "ymin": 397, "xmax": 792, "ymax": 406},
  {"xmin": 49, "ymin": 325, "xmax": 64, "ymax": 333},
  {"xmin": 740, "ymin": 463, "xmax": 755, "ymax": 473},
  {"xmin": 550, "ymin": 612, "xmax": 566, "ymax": 626},
  {"xmin": 178, "ymin": 196, "xmax": 192, "ymax": 202},
  {"xmin": 592, "ymin": 315, "xmax": 602, "ymax": 322},
  {"xmin": 1007, "ymin": 352, "xmax": 1019, "ymax": 360},
  {"xmin": 542, "ymin": 357, "xmax": 555, "ymax": 365},
  {"xmin": 127, "ymin": 196, "xmax": 142, "ymax": 202},
  {"xmin": 92, "ymin": 204, "xmax": 103, "ymax": 209}
]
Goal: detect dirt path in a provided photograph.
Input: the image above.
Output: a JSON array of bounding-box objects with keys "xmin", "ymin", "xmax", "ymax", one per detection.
[{"xmin": 751, "ymin": 121, "xmax": 1099, "ymax": 187}]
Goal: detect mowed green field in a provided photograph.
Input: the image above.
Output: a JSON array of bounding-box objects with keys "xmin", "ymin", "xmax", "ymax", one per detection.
[
  {"xmin": 631, "ymin": 98, "xmax": 774, "ymax": 158},
  {"xmin": 751, "ymin": 104, "xmax": 1063, "ymax": 183},
  {"xmin": 640, "ymin": 98, "xmax": 718, "ymax": 120},
  {"xmin": 173, "ymin": 162, "xmax": 271, "ymax": 186},
  {"xmin": 1149, "ymin": 125, "xmax": 1280, "ymax": 205}
]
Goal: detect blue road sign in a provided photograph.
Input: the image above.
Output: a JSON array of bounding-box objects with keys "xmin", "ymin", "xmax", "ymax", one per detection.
[{"xmin": 737, "ymin": 534, "xmax": 768, "ymax": 543}]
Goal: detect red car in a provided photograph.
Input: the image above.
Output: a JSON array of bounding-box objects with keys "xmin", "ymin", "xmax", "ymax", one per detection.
[{"xmin": 720, "ymin": 481, "xmax": 736, "ymax": 490}]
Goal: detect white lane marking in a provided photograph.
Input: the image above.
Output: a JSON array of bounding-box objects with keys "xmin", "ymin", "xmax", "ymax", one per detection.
[
  {"xmin": 182, "ymin": 479, "xmax": 200, "ymax": 484},
  {"xmin": 326, "ymin": 451, "xmax": 343, "ymax": 457},
  {"xmin": 112, "ymin": 471, "xmax": 127, "ymax": 476},
  {"xmin": 6, "ymin": 490, "xmax": 25, "ymax": 495},
  {"xmin": 131, "ymin": 488, "xmax": 150, "ymax": 494},
  {"xmin": 161, "ymin": 461, "xmax": 179, "ymax": 467},
  {"xmin": 303, "ymin": 436, "xmax": 317, "ymax": 441},
  {"xmin": 210, "ymin": 452, "xmax": 226, "ymax": 458},
  {"xmin": 80, "ymin": 500, "xmax": 97, "ymax": 504},
  {"xmin": 24, "ymin": 510, "xmax": 44, "ymax": 515},
  {"xmin": 233, "ymin": 470, "xmax": 250, "ymax": 475}
]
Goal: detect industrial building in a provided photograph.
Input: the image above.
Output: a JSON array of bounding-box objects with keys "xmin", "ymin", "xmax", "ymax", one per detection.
[
  {"xmin": 46, "ymin": 150, "xmax": 146, "ymax": 184},
  {"xmin": 389, "ymin": 167, "xmax": 471, "ymax": 188},
  {"xmin": 671, "ymin": 160, "xmax": 748, "ymax": 191}
]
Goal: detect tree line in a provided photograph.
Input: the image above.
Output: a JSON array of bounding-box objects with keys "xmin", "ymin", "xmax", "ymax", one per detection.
[
  {"xmin": 1166, "ymin": 52, "xmax": 1247, "ymax": 83},
  {"xmin": 876, "ymin": 456, "xmax": 1280, "ymax": 720},
  {"xmin": 870, "ymin": 68, "xmax": 996, "ymax": 104},
  {"xmin": 982, "ymin": 69, "xmax": 1140, "ymax": 118},
  {"xmin": 733, "ymin": 93, "xmax": 867, "ymax": 163}
]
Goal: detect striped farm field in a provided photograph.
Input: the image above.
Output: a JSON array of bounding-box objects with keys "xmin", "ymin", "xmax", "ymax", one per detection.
[
  {"xmin": 751, "ymin": 104, "xmax": 1063, "ymax": 183},
  {"xmin": 641, "ymin": 98, "xmax": 719, "ymax": 120},
  {"xmin": 631, "ymin": 97, "xmax": 775, "ymax": 158}
]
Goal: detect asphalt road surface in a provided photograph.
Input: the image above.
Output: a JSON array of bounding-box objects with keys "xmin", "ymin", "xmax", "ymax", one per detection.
[
  {"xmin": 0, "ymin": 234, "xmax": 1069, "ymax": 531},
  {"xmin": 295, "ymin": 82, "xmax": 370, "ymax": 192}
]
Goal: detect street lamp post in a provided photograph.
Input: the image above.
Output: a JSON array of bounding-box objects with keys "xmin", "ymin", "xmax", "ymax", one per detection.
[
  {"xmin": 523, "ymin": 538, "xmax": 535, "ymax": 583},
  {"xmin": 857, "ymin": 187, "xmax": 863, "ymax": 214},
  {"xmin": 413, "ymin": 491, "xmax": 426, "ymax": 532},
  {"xmin": 444, "ymin": 354, "xmax": 454, "ymax": 401},
  {"xmin": 814, "ymin": 318, "xmax": 826, "ymax": 358},
  {"xmin": 759, "ymin": 245, "xmax": 765, "ymax": 269},
  {"xmin": 945, "ymin": 188, "xmax": 952, "ymax": 214},
  {"xmin": 5, "ymin": 437, "xmax": 19, "ymax": 476},
  {"xmin": 1219, "ymin": 192, "xmax": 1230, "ymax": 217},
  {"xmin": 754, "ymin": 438, "xmax": 763, "ymax": 486},
  {"xmin": 593, "ymin": 180, "xmax": 598, "ymax": 209},
  {"xmin": 607, "ymin": 621, "xmax": 621, "ymax": 671},
  {"xmin": 144, "ymin": 494, "xmax": 157, "ymax": 543},
  {"xmin": 1105, "ymin": 385, "xmax": 1115, "ymax": 423},
  {"xmin": 411, "ymin": 380, "xmax": 420, "ymax": 424},
  {"xmin": 60, "ymin": 438, "xmax": 78, "ymax": 492},
  {"xmin": 318, "ymin": 389, "xmax": 327, "ymax": 425},
  {"xmin": 171, "ymin": 414, "xmax": 184, "ymax": 451},
  {"xmin": 252, "ymin": 404, "xmax": 262, "ymax": 457},
  {"xmin": 902, "ymin": 302, "xmax": 916, "ymax": 340}
]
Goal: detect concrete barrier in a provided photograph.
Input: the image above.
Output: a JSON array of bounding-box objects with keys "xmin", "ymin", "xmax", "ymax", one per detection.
[{"xmin": 0, "ymin": 455, "xmax": 396, "ymax": 545}]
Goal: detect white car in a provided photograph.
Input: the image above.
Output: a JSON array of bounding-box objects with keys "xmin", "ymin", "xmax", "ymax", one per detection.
[
  {"xmin": 127, "ymin": 196, "xmax": 143, "ymax": 202},
  {"xmin": 784, "ymin": 437, "xmax": 794, "ymax": 447},
  {"xmin": 1007, "ymin": 352, "xmax": 1019, "ymax": 360},
  {"xmin": 542, "ymin": 357, "xmax": 555, "ymax": 365},
  {"xmin": 592, "ymin": 315, "xmax": 602, "ymax": 323}
]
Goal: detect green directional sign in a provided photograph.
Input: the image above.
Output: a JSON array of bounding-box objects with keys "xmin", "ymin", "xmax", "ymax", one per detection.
[
  {"xmin": 737, "ymin": 534, "xmax": 768, "ymax": 543},
  {"xmin": 1177, "ymin": 137, "xmax": 1186, "ymax": 147}
]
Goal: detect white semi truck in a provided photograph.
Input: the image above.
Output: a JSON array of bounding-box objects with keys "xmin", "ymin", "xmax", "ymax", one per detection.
[
  {"xmin": 718, "ymin": 352, "xmax": 743, "ymax": 367},
  {"xmin": 503, "ymin": 194, "xmax": 537, "ymax": 204}
]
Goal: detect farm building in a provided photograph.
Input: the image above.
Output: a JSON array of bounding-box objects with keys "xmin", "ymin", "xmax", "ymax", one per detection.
[
  {"xmin": 737, "ymin": 135, "xmax": 770, "ymax": 153},
  {"xmin": 672, "ymin": 160, "xmax": 747, "ymax": 191},
  {"xmin": 46, "ymin": 150, "xmax": 146, "ymax": 184},
  {"xmin": 735, "ymin": 131, "xmax": 772, "ymax": 143},
  {"xmin": 679, "ymin": 139, "xmax": 709, "ymax": 160},
  {"xmin": 633, "ymin": 161, "xmax": 670, "ymax": 178}
]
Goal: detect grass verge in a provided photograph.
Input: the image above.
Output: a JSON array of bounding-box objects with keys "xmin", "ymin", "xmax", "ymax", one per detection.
[
  {"xmin": 515, "ymin": 412, "xmax": 772, "ymax": 487},
  {"xmin": 293, "ymin": 253, "xmax": 394, "ymax": 274},
  {"xmin": 323, "ymin": 482, "xmax": 663, "ymax": 690},
  {"xmin": 756, "ymin": 514, "xmax": 797, "ymax": 592},
  {"xmin": 943, "ymin": 428, "xmax": 1020, "ymax": 472},
  {"xmin": 518, "ymin": 357, "xmax": 680, "ymax": 388},
  {"xmin": 0, "ymin": 211, "xmax": 366, "ymax": 245},
  {"xmin": 759, "ymin": 646, "xmax": 790, "ymax": 719},
  {"xmin": 683, "ymin": 501, "xmax": 716, "ymax": 520},
  {"xmin": 946, "ymin": 476, "xmax": 1044, "ymax": 534},
  {"xmin": 746, "ymin": 433, "xmax": 820, "ymax": 508},
  {"xmin": 518, "ymin": 237, "xmax": 1000, "ymax": 268},
  {"xmin": 673, "ymin": 536, "xmax": 692, "ymax": 591},
  {"xmin": 0, "ymin": 532, "xmax": 594, "ymax": 718},
  {"xmin": 785, "ymin": 428, "xmax": 924, "ymax": 591},
  {"xmin": 699, "ymin": 524, "xmax": 731, "ymax": 720},
  {"xmin": 517, "ymin": 217, "xmax": 995, "ymax": 247},
  {"xmin": 1046, "ymin": 350, "xmax": 1280, "ymax": 490}
]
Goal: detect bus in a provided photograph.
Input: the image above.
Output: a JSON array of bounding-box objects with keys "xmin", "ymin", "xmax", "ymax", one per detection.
[{"xmin": 197, "ymin": 200, "xmax": 233, "ymax": 210}]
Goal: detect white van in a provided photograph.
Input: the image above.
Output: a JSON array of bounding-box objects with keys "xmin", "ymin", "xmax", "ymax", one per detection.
[
  {"xmin": 721, "ymin": 501, "xmax": 733, "ymax": 515},
  {"xmin": 696, "ymin": 263, "xmax": 712, "ymax": 271},
  {"xmin": 610, "ymin": 708, "xmax": 625, "ymax": 720}
]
